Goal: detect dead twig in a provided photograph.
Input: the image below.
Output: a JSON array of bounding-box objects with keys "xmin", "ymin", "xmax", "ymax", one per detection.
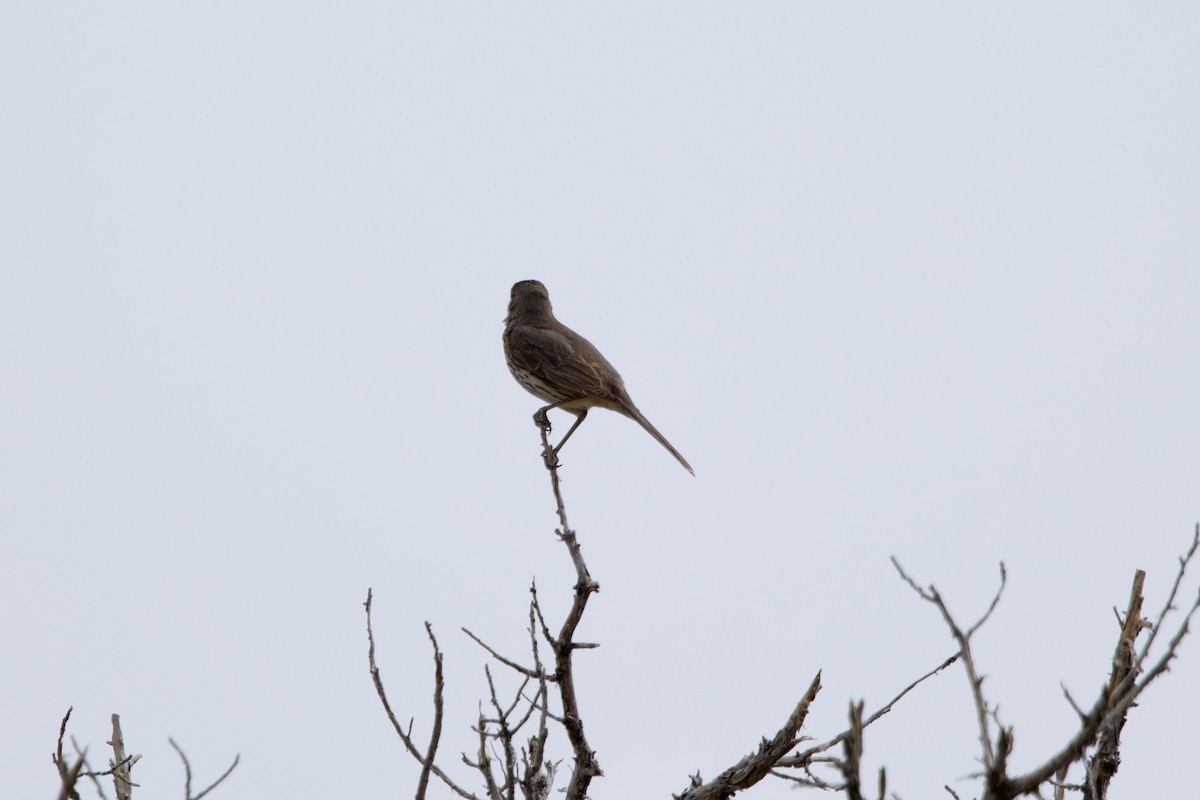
[
  {"xmin": 418, "ymin": 623, "xmax": 446, "ymax": 800},
  {"xmin": 70, "ymin": 737, "xmax": 110, "ymax": 799},
  {"xmin": 363, "ymin": 589, "xmax": 478, "ymax": 800},
  {"xmin": 167, "ymin": 738, "xmax": 240, "ymax": 800},
  {"xmin": 837, "ymin": 701, "xmax": 866, "ymax": 800},
  {"xmin": 536, "ymin": 415, "xmax": 573, "ymax": 541},
  {"xmin": 892, "ymin": 557, "xmax": 1006, "ymax": 771},
  {"xmin": 781, "ymin": 653, "xmax": 958, "ymax": 769},
  {"xmin": 519, "ymin": 599, "xmax": 555, "ymax": 800},
  {"xmin": 53, "ymin": 707, "xmax": 84, "ymax": 800},
  {"xmin": 462, "ymin": 627, "xmax": 545, "ymax": 681}
]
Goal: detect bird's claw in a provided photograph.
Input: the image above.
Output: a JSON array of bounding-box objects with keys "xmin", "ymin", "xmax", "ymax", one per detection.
[{"xmin": 533, "ymin": 408, "xmax": 552, "ymax": 432}]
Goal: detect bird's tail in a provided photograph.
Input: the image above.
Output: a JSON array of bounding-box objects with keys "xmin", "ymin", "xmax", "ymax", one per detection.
[{"xmin": 623, "ymin": 403, "xmax": 695, "ymax": 476}]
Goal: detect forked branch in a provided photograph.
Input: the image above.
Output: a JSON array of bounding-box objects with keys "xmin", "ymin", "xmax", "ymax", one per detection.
[
  {"xmin": 167, "ymin": 738, "xmax": 240, "ymax": 800},
  {"xmin": 363, "ymin": 590, "xmax": 477, "ymax": 800}
]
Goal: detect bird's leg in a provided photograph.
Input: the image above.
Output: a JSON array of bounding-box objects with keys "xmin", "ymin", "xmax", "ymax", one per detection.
[
  {"xmin": 533, "ymin": 399, "xmax": 575, "ymax": 435},
  {"xmin": 532, "ymin": 402, "xmax": 588, "ymax": 466},
  {"xmin": 552, "ymin": 409, "xmax": 588, "ymax": 455},
  {"xmin": 534, "ymin": 401, "xmax": 576, "ymax": 470}
]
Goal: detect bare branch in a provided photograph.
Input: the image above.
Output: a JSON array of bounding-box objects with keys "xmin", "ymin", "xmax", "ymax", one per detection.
[
  {"xmin": 363, "ymin": 589, "xmax": 478, "ymax": 800},
  {"xmin": 967, "ymin": 563, "xmax": 1008, "ymax": 639},
  {"xmin": 677, "ymin": 672, "xmax": 822, "ymax": 800},
  {"xmin": 524, "ymin": 424, "xmax": 604, "ymax": 800},
  {"xmin": 782, "ymin": 653, "xmax": 958, "ymax": 768},
  {"xmin": 1060, "ymin": 683, "xmax": 1087, "ymax": 721},
  {"xmin": 1081, "ymin": 571, "xmax": 1145, "ymax": 798},
  {"xmin": 417, "ymin": 622, "xmax": 447, "ymax": 800},
  {"xmin": 56, "ymin": 758, "xmax": 85, "ymax": 800},
  {"xmin": 470, "ymin": 702, "xmax": 504, "ymax": 800},
  {"xmin": 170, "ymin": 737, "xmax": 194, "ymax": 800},
  {"xmin": 55, "ymin": 707, "xmax": 72, "ymax": 772},
  {"xmin": 520, "ymin": 600, "xmax": 554, "ymax": 800},
  {"xmin": 190, "ymin": 754, "xmax": 240, "ymax": 800},
  {"xmin": 462, "ymin": 627, "xmax": 544, "ymax": 680},
  {"xmin": 891, "ymin": 558, "xmax": 1005, "ymax": 770},
  {"xmin": 1053, "ymin": 763, "xmax": 1071, "ymax": 800},
  {"xmin": 70, "ymin": 737, "xmax": 110, "ymax": 800},
  {"xmin": 532, "ymin": 593, "xmax": 563, "ymax": 658},
  {"xmin": 53, "ymin": 708, "xmax": 84, "ymax": 800},
  {"xmin": 1133, "ymin": 524, "xmax": 1199, "ymax": 669},
  {"xmin": 53, "ymin": 712, "xmax": 86, "ymax": 800},
  {"xmin": 480, "ymin": 665, "xmax": 517, "ymax": 799},
  {"xmin": 768, "ymin": 768, "xmax": 842, "ymax": 790},
  {"xmin": 837, "ymin": 701, "xmax": 866, "ymax": 800},
  {"xmin": 167, "ymin": 738, "xmax": 240, "ymax": 800},
  {"xmin": 548, "ymin": 530, "xmax": 601, "ymax": 799},
  {"xmin": 535, "ymin": 416, "xmax": 572, "ymax": 539}
]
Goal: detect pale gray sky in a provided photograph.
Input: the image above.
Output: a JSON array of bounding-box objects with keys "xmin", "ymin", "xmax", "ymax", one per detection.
[{"xmin": 3, "ymin": 4, "xmax": 1198, "ymax": 799}]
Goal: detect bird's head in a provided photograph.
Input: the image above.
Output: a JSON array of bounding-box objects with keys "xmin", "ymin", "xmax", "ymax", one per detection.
[{"xmin": 506, "ymin": 280, "xmax": 554, "ymax": 324}]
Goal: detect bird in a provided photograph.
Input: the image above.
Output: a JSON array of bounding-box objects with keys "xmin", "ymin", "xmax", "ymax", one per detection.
[{"xmin": 503, "ymin": 279, "xmax": 694, "ymax": 475}]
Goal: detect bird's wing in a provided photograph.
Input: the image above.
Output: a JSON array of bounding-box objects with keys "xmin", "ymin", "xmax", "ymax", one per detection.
[{"xmin": 506, "ymin": 324, "xmax": 627, "ymax": 401}]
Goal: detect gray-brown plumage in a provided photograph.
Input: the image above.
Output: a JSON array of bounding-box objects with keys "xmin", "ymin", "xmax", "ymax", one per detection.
[{"xmin": 503, "ymin": 279, "xmax": 694, "ymax": 475}]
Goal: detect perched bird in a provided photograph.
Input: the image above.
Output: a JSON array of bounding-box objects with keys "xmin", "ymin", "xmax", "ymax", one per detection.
[{"xmin": 503, "ymin": 279, "xmax": 694, "ymax": 475}]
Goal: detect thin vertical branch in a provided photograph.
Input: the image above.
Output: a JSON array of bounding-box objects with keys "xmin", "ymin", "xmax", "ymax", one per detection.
[
  {"xmin": 363, "ymin": 590, "xmax": 477, "ymax": 800},
  {"xmin": 536, "ymin": 417, "xmax": 573, "ymax": 543},
  {"xmin": 53, "ymin": 708, "xmax": 84, "ymax": 800},
  {"xmin": 531, "ymin": 418, "xmax": 601, "ymax": 800},
  {"xmin": 520, "ymin": 599, "xmax": 554, "ymax": 800},
  {"xmin": 891, "ymin": 558, "xmax": 1006, "ymax": 771},
  {"xmin": 838, "ymin": 700, "xmax": 866, "ymax": 800},
  {"xmin": 167, "ymin": 739, "xmax": 240, "ymax": 800},
  {"xmin": 417, "ymin": 623, "xmax": 447, "ymax": 800}
]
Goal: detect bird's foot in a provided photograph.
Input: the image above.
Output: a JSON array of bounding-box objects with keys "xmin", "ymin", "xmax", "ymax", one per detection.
[
  {"xmin": 541, "ymin": 448, "xmax": 561, "ymax": 470},
  {"xmin": 533, "ymin": 408, "xmax": 552, "ymax": 432}
]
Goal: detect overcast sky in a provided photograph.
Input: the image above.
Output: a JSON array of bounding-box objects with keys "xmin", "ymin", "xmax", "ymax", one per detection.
[{"xmin": 3, "ymin": 4, "xmax": 1199, "ymax": 799}]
